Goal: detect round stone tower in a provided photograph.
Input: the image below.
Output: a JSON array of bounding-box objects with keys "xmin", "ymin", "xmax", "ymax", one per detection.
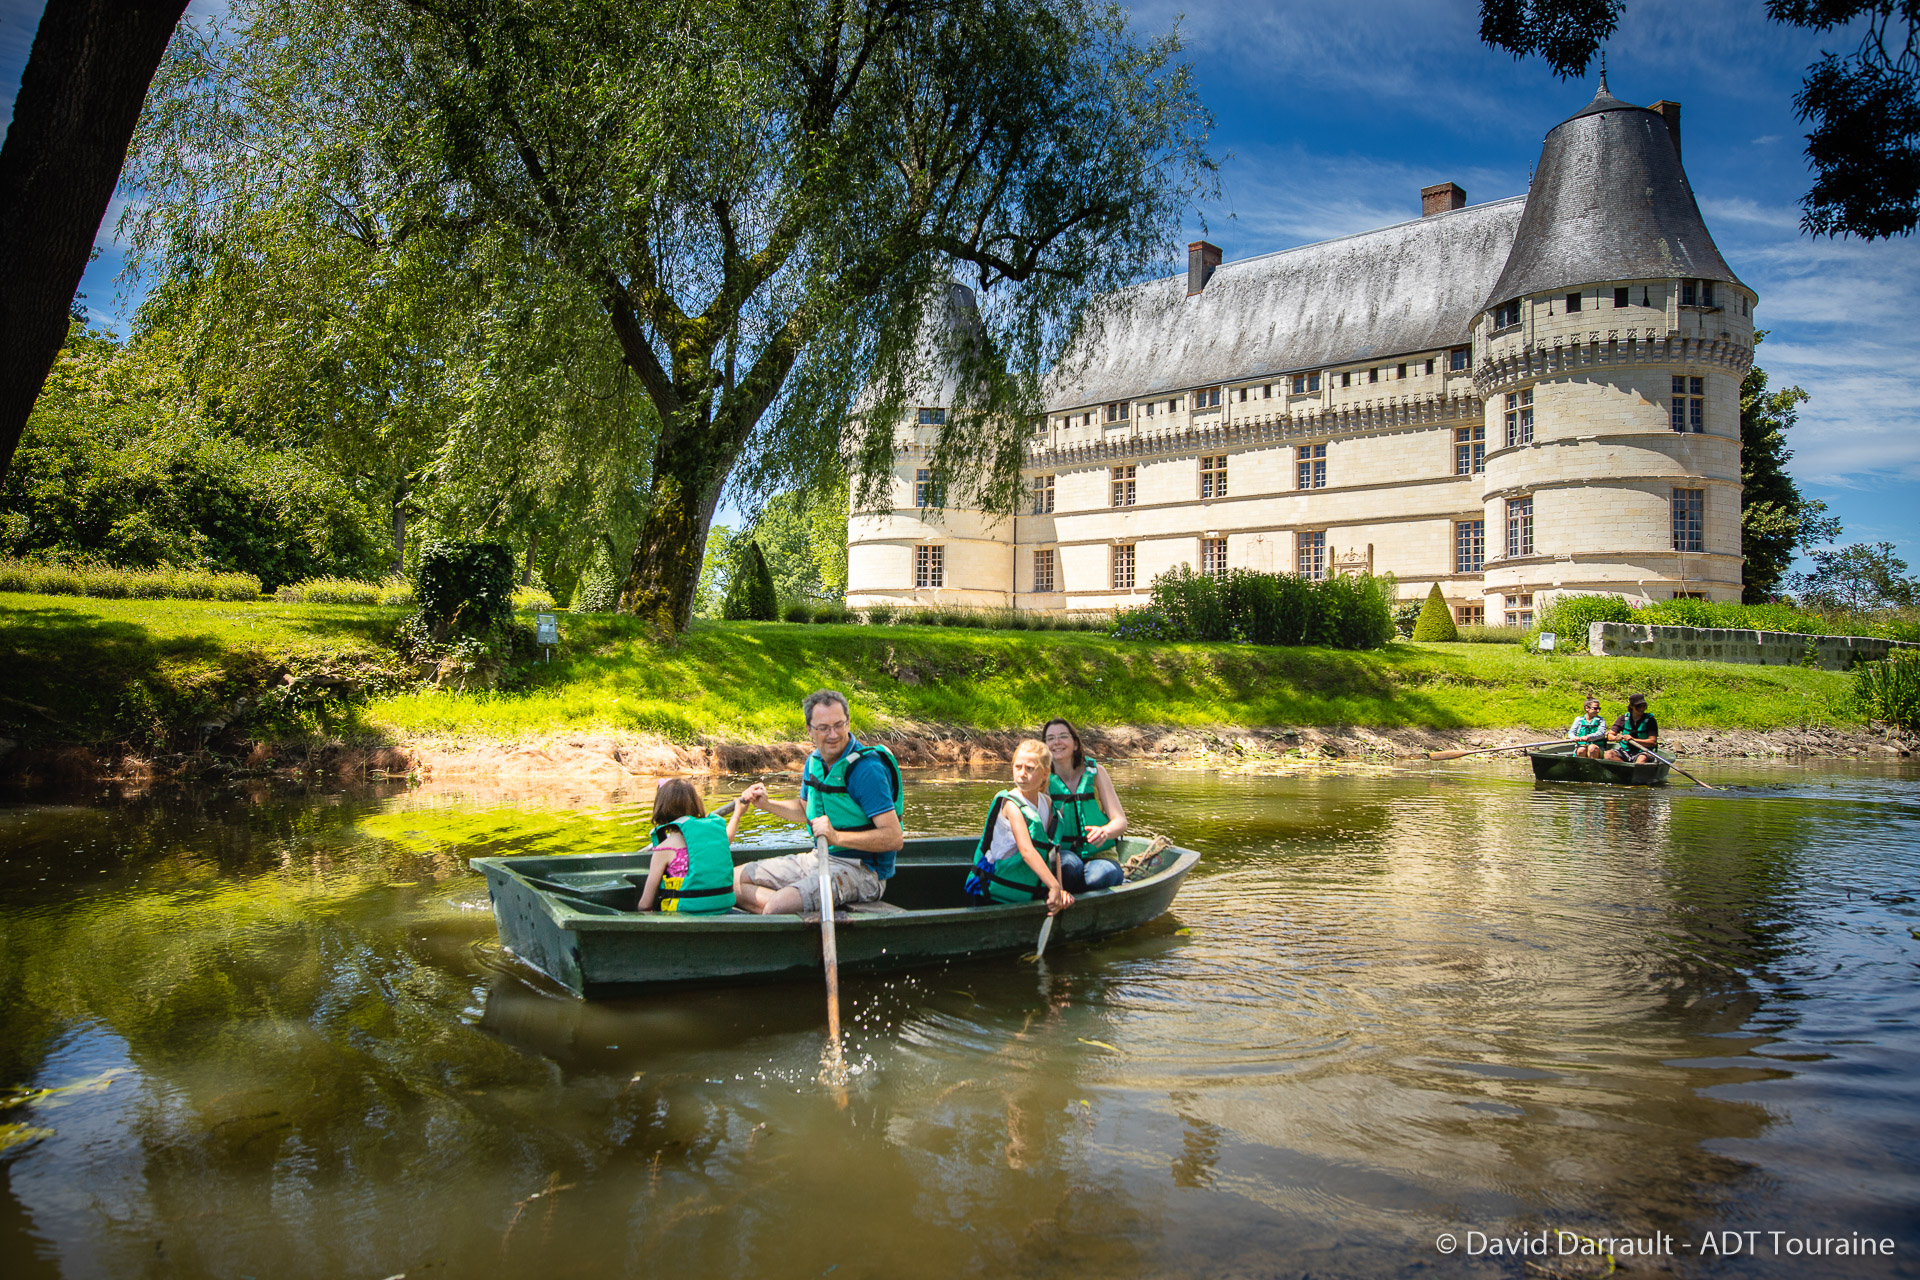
[{"xmin": 1472, "ymin": 78, "xmax": 1754, "ymax": 621}]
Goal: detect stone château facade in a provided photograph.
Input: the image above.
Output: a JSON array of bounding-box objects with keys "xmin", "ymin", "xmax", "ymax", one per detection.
[{"xmin": 847, "ymin": 81, "xmax": 1755, "ymax": 623}]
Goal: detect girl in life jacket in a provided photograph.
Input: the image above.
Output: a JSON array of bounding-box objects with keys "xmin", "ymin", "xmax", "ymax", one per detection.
[
  {"xmin": 1041, "ymin": 718, "xmax": 1129, "ymax": 892},
  {"xmin": 965, "ymin": 739, "xmax": 1075, "ymax": 915},
  {"xmin": 636, "ymin": 778, "xmax": 749, "ymax": 914}
]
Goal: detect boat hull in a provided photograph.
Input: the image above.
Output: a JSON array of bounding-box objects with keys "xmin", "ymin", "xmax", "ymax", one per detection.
[
  {"xmin": 472, "ymin": 836, "xmax": 1198, "ymax": 997},
  {"xmin": 1527, "ymin": 741, "xmax": 1669, "ymax": 786}
]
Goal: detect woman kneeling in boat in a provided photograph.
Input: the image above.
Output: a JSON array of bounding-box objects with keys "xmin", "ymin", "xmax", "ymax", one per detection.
[
  {"xmin": 636, "ymin": 779, "xmax": 746, "ymax": 914},
  {"xmin": 1042, "ymin": 718, "xmax": 1128, "ymax": 892},
  {"xmin": 965, "ymin": 740, "xmax": 1074, "ymax": 915}
]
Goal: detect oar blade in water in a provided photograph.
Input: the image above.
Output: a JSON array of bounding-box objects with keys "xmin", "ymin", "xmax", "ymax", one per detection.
[{"xmin": 1024, "ymin": 913, "xmax": 1054, "ymax": 963}]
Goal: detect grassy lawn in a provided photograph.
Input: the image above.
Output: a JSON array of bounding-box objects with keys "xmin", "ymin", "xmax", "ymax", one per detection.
[{"xmin": 0, "ymin": 593, "xmax": 1861, "ymax": 750}]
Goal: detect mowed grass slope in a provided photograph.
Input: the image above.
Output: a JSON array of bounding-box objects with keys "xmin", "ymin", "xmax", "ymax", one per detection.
[{"xmin": 0, "ymin": 592, "xmax": 1860, "ymax": 748}]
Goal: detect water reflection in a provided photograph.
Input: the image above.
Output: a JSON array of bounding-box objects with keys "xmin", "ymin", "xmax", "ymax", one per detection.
[{"xmin": 0, "ymin": 762, "xmax": 1916, "ymax": 1277}]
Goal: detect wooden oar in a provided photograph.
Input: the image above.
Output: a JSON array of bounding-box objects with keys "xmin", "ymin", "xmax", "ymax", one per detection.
[
  {"xmin": 814, "ymin": 833, "xmax": 845, "ymax": 1077},
  {"xmin": 1428, "ymin": 738, "xmax": 1570, "ymax": 761},
  {"xmin": 1631, "ymin": 744, "xmax": 1721, "ymax": 790},
  {"xmin": 1027, "ymin": 847, "xmax": 1064, "ymax": 962}
]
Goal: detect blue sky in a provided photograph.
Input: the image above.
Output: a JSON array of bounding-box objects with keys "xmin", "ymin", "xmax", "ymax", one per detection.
[{"xmin": 3, "ymin": 0, "xmax": 1914, "ymax": 565}]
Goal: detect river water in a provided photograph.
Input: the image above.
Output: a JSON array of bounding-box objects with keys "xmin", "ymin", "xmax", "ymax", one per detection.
[{"xmin": 1, "ymin": 761, "xmax": 1917, "ymax": 1279}]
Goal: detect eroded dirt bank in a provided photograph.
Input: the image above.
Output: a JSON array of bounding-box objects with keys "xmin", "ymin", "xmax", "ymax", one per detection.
[{"xmin": 4, "ymin": 722, "xmax": 1912, "ymax": 791}]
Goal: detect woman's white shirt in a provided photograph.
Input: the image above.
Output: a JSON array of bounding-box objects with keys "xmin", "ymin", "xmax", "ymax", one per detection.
[{"xmin": 987, "ymin": 793, "xmax": 1050, "ymax": 864}]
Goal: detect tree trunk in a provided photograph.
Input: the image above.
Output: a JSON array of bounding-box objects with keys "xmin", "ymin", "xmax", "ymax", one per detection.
[
  {"xmin": 0, "ymin": 0, "xmax": 189, "ymax": 484},
  {"xmin": 620, "ymin": 448, "xmax": 727, "ymax": 633}
]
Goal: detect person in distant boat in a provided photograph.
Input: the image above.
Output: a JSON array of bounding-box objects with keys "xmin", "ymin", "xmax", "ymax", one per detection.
[
  {"xmin": 1568, "ymin": 697, "xmax": 1610, "ymax": 759},
  {"xmin": 965, "ymin": 739, "xmax": 1074, "ymax": 914},
  {"xmin": 636, "ymin": 778, "xmax": 747, "ymax": 913},
  {"xmin": 1042, "ymin": 718, "xmax": 1128, "ymax": 892},
  {"xmin": 733, "ymin": 689, "xmax": 904, "ymax": 914},
  {"xmin": 1605, "ymin": 693, "xmax": 1659, "ymax": 763}
]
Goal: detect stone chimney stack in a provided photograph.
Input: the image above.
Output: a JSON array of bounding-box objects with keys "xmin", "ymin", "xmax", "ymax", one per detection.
[
  {"xmin": 1649, "ymin": 100, "xmax": 1681, "ymax": 161},
  {"xmin": 1421, "ymin": 182, "xmax": 1467, "ymax": 217},
  {"xmin": 1187, "ymin": 240, "xmax": 1221, "ymax": 295}
]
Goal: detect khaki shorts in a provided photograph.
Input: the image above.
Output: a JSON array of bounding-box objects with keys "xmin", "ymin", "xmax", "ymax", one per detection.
[{"xmin": 738, "ymin": 852, "xmax": 884, "ymax": 913}]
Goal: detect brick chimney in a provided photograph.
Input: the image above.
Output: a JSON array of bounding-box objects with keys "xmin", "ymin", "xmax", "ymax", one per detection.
[
  {"xmin": 1421, "ymin": 182, "xmax": 1466, "ymax": 217},
  {"xmin": 1187, "ymin": 240, "xmax": 1221, "ymax": 295},
  {"xmin": 1649, "ymin": 100, "xmax": 1681, "ymax": 162}
]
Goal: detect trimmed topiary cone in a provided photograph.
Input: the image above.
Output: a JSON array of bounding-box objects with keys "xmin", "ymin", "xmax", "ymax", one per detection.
[{"xmin": 1410, "ymin": 582, "xmax": 1459, "ymax": 642}]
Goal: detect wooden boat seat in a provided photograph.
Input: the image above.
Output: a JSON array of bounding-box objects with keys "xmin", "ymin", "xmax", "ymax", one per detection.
[{"xmin": 845, "ymin": 900, "xmax": 908, "ymax": 915}]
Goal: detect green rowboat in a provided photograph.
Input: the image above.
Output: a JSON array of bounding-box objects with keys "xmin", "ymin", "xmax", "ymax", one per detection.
[
  {"xmin": 472, "ymin": 835, "xmax": 1199, "ymax": 998},
  {"xmin": 1527, "ymin": 739, "xmax": 1670, "ymax": 786}
]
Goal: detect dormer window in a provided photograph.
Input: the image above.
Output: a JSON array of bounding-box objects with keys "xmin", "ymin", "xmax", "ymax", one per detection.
[
  {"xmin": 1196, "ymin": 387, "xmax": 1221, "ymax": 409},
  {"xmin": 1493, "ymin": 300, "xmax": 1522, "ymax": 329},
  {"xmin": 1680, "ymin": 279, "xmax": 1717, "ymax": 308},
  {"xmin": 1565, "ymin": 292, "xmax": 1582, "ymax": 312},
  {"xmin": 1290, "ymin": 373, "xmax": 1320, "ymax": 395},
  {"xmin": 1104, "ymin": 401, "xmax": 1130, "ymax": 422},
  {"xmin": 1449, "ymin": 347, "xmax": 1471, "ymax": 371}
]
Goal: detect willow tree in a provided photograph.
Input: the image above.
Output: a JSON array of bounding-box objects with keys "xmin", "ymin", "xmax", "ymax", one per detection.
[{"xmin": 123, "ymin": 0, "xmax": 1213, "ymax": 630}]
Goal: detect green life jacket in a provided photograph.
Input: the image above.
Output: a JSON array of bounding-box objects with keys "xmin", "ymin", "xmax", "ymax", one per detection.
[
  {"xmin": 966, "ymin": 790, "xmax": 1059, "ymax": 903},
  {"xmin": 802, "ymin": 739, "xmax": 905, "ymax": 878},
  {"xmin": 1048, "ymin": 757, "xmax": 1117, "ymax": 858},
  {"xmin": 647, "ymin": 814, "xmax": 737, "ymax": 914},
  {"xmin": 1570, "ymin": 715, "xmax": 1606, "ymax": 743}
]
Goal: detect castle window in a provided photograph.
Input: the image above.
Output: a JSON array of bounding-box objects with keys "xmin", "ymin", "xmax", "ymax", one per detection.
[
  {"xmin": 1614, "ymin": 287, "xmax": 1631, "ymax": 308},
  {"xmin": 1032, "ymin": 416, "xmax": 1047, "ymax": 435},
  {"xmin": 1110, "ymin": 465, "xmax": 1136, "ymax": 508},
  {"xmin": 1297, "ymin": 531, "xmax": 1326, "ymax": 581},
  {"xmin": 1506, "ymin": 496, "xmax": 1534, "ymax": 558},
  {"xmin": 1680, "ymin": 279, "xmax": 1716, "ymax": 308},
  {"xmin": 1671, "ymin": 376, "xmax": 1704, "ymax": 432},
  {"xmin": 1504, "ymin": 388, "xmax": 1534, "ymax": 447},
  {"xmin": 1200, "ymin": 454, "xmax": 1228, "ymax": 500},
  {"xmin": 1291, "ymin": 373, "xmax": 1320, "ymax": 395},
  {"xmin": 1565, "ymin": 292, "xmax": 1582, "ymax": 312},
  {"xmin": 1369, "ymin": 367, "xmax": 1379, "ymax": 383},
  {"xmin": 1237, "ymin": 387, "xmax": 1247, "ymax": 402},
  {"xmin": 1111, "ymin": 543, "xmax": 1136, "ymax": 590},
  {"xmin": 916, "ymin": 544, "xmax": 944, "ymax": 588},
  {"xmin": 1032, "ymin": 473, "xmax": 1054, "ymax": 514},
  {"xmin": 1397, "ymin": 363, "xmax": 1407, "ymax": 379},
  {"xmin": 1263, "ymin": 385, "xmax": 1272, "ymax": 398},
  {"xmin": 1296, "ymin": 443, "xmax": 1327, "ymax": 490},
  {"xmin": 1493, "ymin": 300, "xmax": 1522, "ymax": 329},
  {"xmin": 1033, "ymin": 549, "xmax": 1056, "ymax": 593},
  {"xmin": 914, "ymin": 468, "xmax": 945, "ymax": 508},
  {"xmin": 1672, "ymin": 488, "xmax": 1705, "ymax": 552},
  {"xmin": 1503, "ymin": 593, "xmax": 1534, "ymax": 628},
  {"xmin": 1342, "ymin": 371, "xmax": 1352, "ymax": 388},
  {"xmin": 1145, "ymin": 401, "xmax": 1154, "ymax": 418},
  {"xmin": 1201, "ymin": 537, "xmax": 1228, "ymax": 579},
  {"xmin": 1456, "ymin": 603, "xmax": 1485, "ymax": 626},
  {"xmin": 917, "ymin": 407, "xmax": 946, "ymax": 425},
  {"xmin": 1104, "ymin": 401, "xmax": 1130, "ymax": 422},
  {"xmin": 1450, "ymin": 347, "xmax": 1471, "ymax": 371},
  {"xmin": 1195, "ymin": 387, "xmax": 1222, "ymax": 409},
  {"xmin": 1454, "ymin": 424, "xmax": 1485, "ymax": 475},
  {"xmin": 1426, "ymin": 358, "xmax": 1435, "ymax": 374},
  {"xmin": 1455, "ymin": 519, "xmax": 1485, "ymax": 573}
]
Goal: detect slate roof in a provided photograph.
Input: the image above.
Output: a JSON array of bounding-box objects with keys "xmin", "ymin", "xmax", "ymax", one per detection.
[
  {"xmin": 1482, "ymin": 84, "xmax": 1743, "ymax": 309},
  {"xmin": 1043, "ymin": 197, "xmax": 1526, "ymax": 411}
]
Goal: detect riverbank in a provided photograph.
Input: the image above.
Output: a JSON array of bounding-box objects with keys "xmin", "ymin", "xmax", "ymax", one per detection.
[{"xmin": 1, "ymin": 592, "xmax": 1905, "ymax": 787}]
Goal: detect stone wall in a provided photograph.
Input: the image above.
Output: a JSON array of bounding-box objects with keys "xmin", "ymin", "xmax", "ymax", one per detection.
[{"xmin": 1587, "ymin": 621, "xmax": 1919, "ymax": 670}]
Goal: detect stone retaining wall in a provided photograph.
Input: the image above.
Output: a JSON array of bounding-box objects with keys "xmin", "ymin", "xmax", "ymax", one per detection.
[{"xmin": 1586, "ymin": 621, "xmax": 1919, "ymax": 671}]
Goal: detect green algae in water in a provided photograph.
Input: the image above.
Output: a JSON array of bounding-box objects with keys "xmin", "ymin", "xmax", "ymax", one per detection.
[{"xmin": 357, "ymin": 801, "xmax": 656, "ymax": 858}]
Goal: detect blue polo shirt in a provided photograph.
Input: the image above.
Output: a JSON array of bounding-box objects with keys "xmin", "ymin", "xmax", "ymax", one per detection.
[{"xmin": 818, "ymin": 743, "xmax": 901, "ymax": 879}]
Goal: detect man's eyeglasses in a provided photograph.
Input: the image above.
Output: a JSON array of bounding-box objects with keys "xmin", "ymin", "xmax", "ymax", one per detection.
[{"xmin": 809, "ymin": 720, "xmax": 849, "ymax": 736}]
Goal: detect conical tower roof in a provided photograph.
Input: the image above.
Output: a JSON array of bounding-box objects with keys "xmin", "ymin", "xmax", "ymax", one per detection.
[{"xmin": 1483, "ymin": 79, "xmax": 1742, "ymax": 310}]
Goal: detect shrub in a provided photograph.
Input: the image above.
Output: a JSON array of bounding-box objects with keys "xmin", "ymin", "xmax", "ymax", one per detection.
[
  {"xmin": 1854, "ymin": 650, "xmax": 1920, "ymax": 733},
  {"xmin": 1140, "ymin": 565, "xmax": 1393, "ymax": 650},
  {"xmin": 1455, "ymin": 624, "xmax": 1528, "ymax": 644},
  {"xmin": 1528, "ymin": 592, "xmax": 1635, "ymax": 651},
  {"xmin": 0, "ymin": 557, "xmax": 260, "ymax": 601},
  {"xmin": 1410, "ymin": 583, "xmax": 1459, "ymax": 642},
  {"xmin": 721, "ymin": 540, "xmax": 778, "ymax": 621},
  {"xmin": 512, "ymin": 585, "xmax": 556, "ymax": 612},
  {"xmin": 1393, "ymin": 598, "xmax": 1423, "ymax": 637},
  {"xmin": 782, "ymin": 600, "xmax": 816, "ymax": 624},
  {"xmin": 1109, "ymin": 605, "xmax": 1178, "ymax": 641},
  {"xmin": 277, "ymin": 575, "xmax": 414, "ymax": 606},
  {"xmin": 571, "ymin": 542, "xmax": 625, "ymax": 613},
  {"xmin": 416, "ymin": 540, "xmax": 515, "ymax": 640},
  {"xmin": 863, "ymin": 603, "xmax": 896, "ymax": 627}
]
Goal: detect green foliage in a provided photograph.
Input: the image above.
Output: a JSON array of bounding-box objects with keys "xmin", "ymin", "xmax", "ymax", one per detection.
[
  {"xmin": 1454, "ymin": 625, "xmax": 1529, "ymax": 644},
  {"xmin": 1739, "ymin": 342, "xmax": 1840, "ymax": 601},
  {"xmin": 0, "ymin": 331, "xmax": 387, "ymax": 589},
  {"xmin": 570, "ymin": 542, "xmax": 625, "ymax": 614},
  {"xmin": 1788, "ymin": 542, "xmax": 1920, "ymax": 612},
  {"xmin": 415, "ymin": 541, "xmax": 515, "ymax": 640},
  {"xmin": 1853, "ymin": 651, "xmax": 1920, "ymax": 733},
  {"xmin": 1137, "ymin": 565, "xmax": 1396, "ymax": 650},
  {"xmin": 1527, "ymin": 593, "xmax": 1636, "ymax": 650},
  {"xmin": 0, "ymin": 558, "xmax": 261, "ymax": 601},
  {"xmin": 1410, "ymin": 584, "xmax": 1459, "ymax": 642},
  {"xmin": 751, "ymin": 481, "xmax": 852, "ymax": 602},
  {"xmin": 511, "ymin": 585, "xmax": 556, "ymax": 613},
  {"xmin": 781, "ymin": 600, "xmax": 816, "ymax": 624},
  {"xmin": 721, "ymin": 541, "xmax": 778, "ymax": 622},
  {"xmin": 863, "ymin": 603, "xmax": 896, "ymax": 627},
  {"xmin": 1392, "ymin": 598, "xmax": 1424, "ymax": 638},
  {"xmin": 276, "ymin": 575, "xmax": 413, "ymax": 606}
]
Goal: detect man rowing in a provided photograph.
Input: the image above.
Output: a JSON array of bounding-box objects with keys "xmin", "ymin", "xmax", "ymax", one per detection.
[
  {"xmin": 1605, "ymin": 693, "xmax": 1659, "ymax": 764},
  {"xmin": 734, "ymin": 689, "xmax": 904, "ymax": 914}
]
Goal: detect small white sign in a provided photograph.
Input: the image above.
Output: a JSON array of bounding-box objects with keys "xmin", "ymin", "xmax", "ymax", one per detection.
[
  {"xmin": 535, "ymin": 613, "xmax": 559, "ymax": 645},
  {"xmin": 1538, "ymin": 631, "xmax": 1557, "ymax": 652}
]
